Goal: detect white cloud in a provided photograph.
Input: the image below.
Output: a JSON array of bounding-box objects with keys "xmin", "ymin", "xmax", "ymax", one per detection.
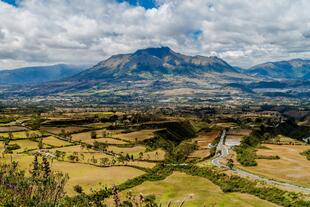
[{"xmin": 0, "ymin": 0, "xmax": 309, "ymax": 69}]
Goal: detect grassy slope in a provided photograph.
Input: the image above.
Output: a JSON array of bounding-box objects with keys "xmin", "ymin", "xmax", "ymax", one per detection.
[{"xmin": 111, "ymin": 172, "xmax": 279, "ymax": 207}]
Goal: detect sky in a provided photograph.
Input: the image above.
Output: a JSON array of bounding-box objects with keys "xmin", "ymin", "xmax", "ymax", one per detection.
[{"xmin": 0, "ymin": 0, "xmax": 309, "ymax": 69}]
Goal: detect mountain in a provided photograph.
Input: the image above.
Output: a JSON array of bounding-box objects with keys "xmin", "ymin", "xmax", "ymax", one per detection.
[
  {"xmin": 5, "ymin": 47, "xmax": 309, "ymax": 104},
  {"xmin": 73, "ymin": 47, "xmax": 237, "ymax": 81},
  {"xmin": 246, "ymin": 59, "xmax": 310, "ymax": 80},
  {"xmin": 0, "ymin": 64, "xmax": 87, "ymax": 85}
]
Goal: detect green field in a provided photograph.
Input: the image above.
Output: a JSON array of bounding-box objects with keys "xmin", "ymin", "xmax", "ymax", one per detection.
[
  {"xmin": 111, "ymin": 172, "xmax": 280, "ymax": 207},
  {"xmin": 0, "ymin": 130, "xmax": 42, "ymax": 139}
]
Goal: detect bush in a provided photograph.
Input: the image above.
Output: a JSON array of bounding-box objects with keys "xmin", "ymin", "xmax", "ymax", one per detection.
[
  {"xmin": 6, "ymin": 143, "xmax": 21, "ymax": 151},
  {"xmin": 301, "ymin": 149, "xmax": 310, "ymax": 160},
  {"xmin": 74, "ymin": 185, "xmax": 84, "ymax": 194}
]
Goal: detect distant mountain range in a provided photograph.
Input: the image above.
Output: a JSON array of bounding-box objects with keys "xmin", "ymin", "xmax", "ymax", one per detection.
[
  {"xmin": 0, "ymin": 47, "xmax": 309, "ymax": 102},
  {"xmin": 0, "ymin": 48, "xmax": 308, "ymax": 86},
  {"xmin": 0, "ymin": 64, "xmax": 87, "ymax": 85},
  {"xmin": 244, "ymin": 59, "xmax": 310, "ymax": 80}
]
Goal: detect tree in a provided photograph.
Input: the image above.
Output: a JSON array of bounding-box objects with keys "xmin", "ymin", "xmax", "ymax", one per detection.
[
  {"xmin": 112, "ymin": 185, "xmax": 121, "ymax": 207},
  {"xmin": 102, "ymin": 130, "xmax": 107, "ymax": 138},
  {"xmin": 91, "ymin": 131, "xmax": 97, "ymax": 139},
  {"xmin": 67, "ymin": 154, "xmax": 78, "ymax": 162},
  {"xmin": 125, "ymin": 153, "xmax": 130, "ymax": 161},
  {"xmin": 42, "ymin": 155, "xmax": 51, "ymax": 182},
  {"xmin": 0, "ymin": 162, "xmax": 68, "ymax": 206},
  {"xmin": 155, "ymin": 151, "xmax": 159, "ymax": 160},
  {"xmin": 25, "ymin": 131, "xmax": 30, "ymax": 139},
  {"xmin": 73, "ymin": 185, "xmax": 83, "ymax": 194},
  {"xmin": 30, "ymin": 115, "xmax": 42, "ymax": 130},
  {"xmin": 80, "ymin": 153, "xmax": 85, "ymax": 161},
  {"xmin": 227, "ymin": 158, "xmax": 234, "ymax": 169},
  {"xmin": 60, "ymin": 129, "xmax": 66, "ymax": 137},
  {"xmin": 90, "ymin": 156, "xmax": 97, "ymax": 164},
  {"xmin": 38, "ymin": 138, "xmax": 43, "ymax": 149},
  {"xmin": 55, "ymin": 150, "xmax": 62, "ymax": 160},
  {"xmin": 8, "ymin": 131, "xmax": 13, "ymax": 140},
  {"xmin": 100, "ymin": 157, "xmax": 109, "ymax": 166},
  {"xmin": 67, "ymin": 135, "xmax": 72, "ymax": 142},
  {"xmin": 31, "ymin": 154, "xmax": 39, "ymax": 178}
]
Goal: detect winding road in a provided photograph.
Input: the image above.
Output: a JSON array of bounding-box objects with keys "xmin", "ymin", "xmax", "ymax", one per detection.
[{"xmin": 211, "ymin": 130, "xmax": 310, "ymax": 194}]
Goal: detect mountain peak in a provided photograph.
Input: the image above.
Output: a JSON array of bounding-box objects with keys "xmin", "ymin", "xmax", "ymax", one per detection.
[
  {"xmin": 76, "ymin": 47, "xmax": 237, "ymax": 80},
  {"xmin": 133, "ymin": 46, "xmax": 173, "ymax": 58}
]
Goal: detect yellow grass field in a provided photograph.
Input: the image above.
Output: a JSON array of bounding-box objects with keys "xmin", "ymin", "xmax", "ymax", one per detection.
[
  {"xmin": 41, "ymin": 126, "xmax": 88, "ymax": 135},
  {"xmin": 83, "ymin": 137, "xmax": 127, "ymax": 145},
  {"xmin": 264, "ymin": 134, "xmax": 305, "ymax": 145},
  {"xmin": 0, "ymin": 140, "xmax": 48, "ymax": 153},
  {"xmin": 212, "ymin": 122, "xmax": 238, "ymax": 128},
  {"xmin": 0, "ymin": 154, "xmax": 34, "ymax": 170},
  {"xmin": 50, "ymin": 145, "xmax": 115, "ymax": 164},
  {"xmin": 106, "ymin": 172, "xmax": 279, "ymax": 207},
  {"xmin": 71, "ymin": 129, "xmax": 123, "ymax": 142},
  {"xmin": 227, "ymin": 128, "xmax": 252, "ymax": 136},
  {"xmin": 51, "ymin": 162, "xmax": 145, "ymax": 195},
  {"xmin": 0, "ymin": 130, "xmax": 42, "ymax": 139},
  {"xmin": 83, "ymin": 122, "xmax": 112, "ymax": 129},
  {"xmin": 43, "ymin": 136, "xmax": 72, "ymax": 147},
  {"xmin": 113, "ymin": 129, "xmax": 158, "ymax": 142},
  {"xmin": 126, "ymin": 161, "xmax": 157, "ymax": 169},
  {"xmin": 189, "ymin": 131, "xmax": 219, "ymax": 159},
  {"xmin": 143, "ymin": 149, "xmax": 166, "ymax": 160},
  {"xmin": 10, "ymin": 140, "xmax": 46, "ymax": 153},
  {"xmin": 0, "ymin": 154, "xmax": 145, "ymax": 196},
  {"xmin": 51, "ymin": 145, "xmax": 98, "ymax": 153},
  {"xmin": 237, "ymin": 144, "xmax": 310, "ymax": 187},
  {"xmin": 107, "ymin": 145, "xmax": 146, "ymax": 158},
  {"xmin": 226, "ymin": 128, "xmax": 252, "ymax": 146},
  {"xmin": 192, "ymin": 131, "xmax": 220, "ymax": 149}
]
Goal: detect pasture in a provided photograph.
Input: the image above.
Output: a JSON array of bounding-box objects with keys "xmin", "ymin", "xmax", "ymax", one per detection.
[
  {"xmin": 41, "ymin": 126, "xmax": 88, "ymax": 135},
  {"xmin": 0, "ymin": 153, "xmax": 145, "ymax": 196},
  {"xmin": 107, "ymin": 172, "xmax": 279, "ymax": 207},
  {"xmin": 82, "ymin": 137, "xmax": 127, "ymax": 145},
  {"xmin": 43, "ymin": 136, "xmax": 72, "ymax": 147},
  {"xmin": 237, "ymin": 144, "xmax": 310, "ymax": 187},
  {"xmin": 113, "ymin": 129, "xmax": 158, "ymax": 142},
  {"xmin": 189, "ymin": 130, "xmax": 220, "ymax": 159},
  {"xmin": 0, "ymin": 130, "xmax": 42, "ymax": 139}
]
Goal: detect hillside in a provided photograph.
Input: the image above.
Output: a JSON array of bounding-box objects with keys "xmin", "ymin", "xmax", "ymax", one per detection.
[
  {"xmin": 246, "ymin": 59, "xmax": 310, "ymax": 80},
  {"xmin": 1, "ymin": 47, "xmax": 309, "ymax": 103},
  {"xmin": 73, "ymin": 47, "xmax": 238, "ymax": 81},
  {"xmin": 0, "ymin": 64, "xmax": 87, "ymax": 85}
]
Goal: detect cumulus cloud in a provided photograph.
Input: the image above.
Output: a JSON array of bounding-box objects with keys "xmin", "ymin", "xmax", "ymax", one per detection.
[{"xmin": 0, "ymin": 0, "xmax": 309, "ymax": 69}]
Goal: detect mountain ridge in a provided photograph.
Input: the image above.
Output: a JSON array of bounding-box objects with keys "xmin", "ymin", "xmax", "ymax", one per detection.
[
  {"xmin": 73, "ymin": 47, "xmax": 238, "ymax": 81},
  {"xmin": 0, "ymin": 64, "xmax": 87, "ymax": 85},
  {"xmin": 245, "ymin": 59, "xmax": 310, "ymax": 80}
]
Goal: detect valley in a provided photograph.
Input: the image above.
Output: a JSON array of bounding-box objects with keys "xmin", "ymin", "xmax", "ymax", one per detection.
[{"xmin": 0, "ymin": 105, "xmax": 309, "ymax": 206}]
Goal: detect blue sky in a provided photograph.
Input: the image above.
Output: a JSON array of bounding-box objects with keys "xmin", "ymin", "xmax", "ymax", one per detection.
[
  {"xmin": 0, "ymin": 0, "xmax": 309, "ymax": 69},
  {"xmin": 2, "ymin": 0, "xmax": 157, "ymax": 9},
  {"xmin": 1, "ymin": 0, "xmax": 17, "ymax": 6},
  {"xmin": 117, "ymin": 0, "xmax": 157, "ymax": 9}
]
